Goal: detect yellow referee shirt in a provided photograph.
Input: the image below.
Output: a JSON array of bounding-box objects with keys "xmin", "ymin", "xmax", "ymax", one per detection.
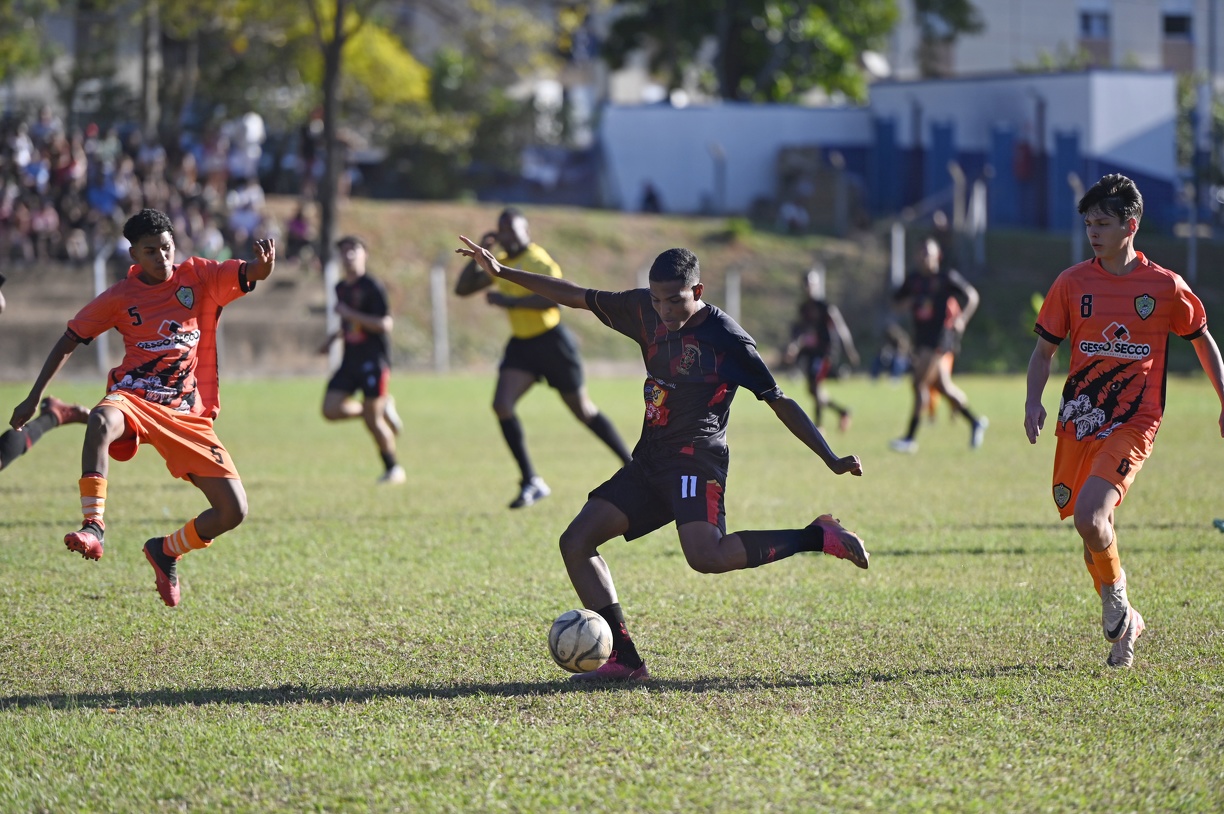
[{"xmin": 496, "ymin": 243, "xmax": 563, "ymax": 339}]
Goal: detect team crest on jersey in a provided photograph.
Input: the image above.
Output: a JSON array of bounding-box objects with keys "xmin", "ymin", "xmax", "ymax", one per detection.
[
  {"xmin": 1134, "ymin": 293, "xmax": 1155, "ymax": 320},
  {"xmin": 1052, "ymin": 483, "xmax": 1072, "ymax": 509},
  {"xmin": 676, "ymin": 343, "xmax": 701, "ymax": 375},
  {"xmin": 175, "ymin": 286, "xmax": 195, "ymax": 309}
]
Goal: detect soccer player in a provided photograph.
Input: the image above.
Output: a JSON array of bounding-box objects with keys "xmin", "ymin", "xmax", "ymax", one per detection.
[
  {"xmin": 890, "ymin": 237, "xmax": 988, "ymax": 453},
  {"xmin": 783, "ymin": 267, "xmax": 860, "ymax": 431},
  {"xmin": 319, "ymin": 234, "xmax": 405, "ymax": 484},
  {"xmin": 455, "ymin": 208, "xmax": 632, "ymax": 509},
  {"xmin": 457, "ymin": 237, "xmax": 869, "ymax": 682},
  {"xmin": 8, "ymin": 208, "xmax": 277, "ymax": 608},
  {"xmin": 1024, "ymin": 174, "xmax": 1224, "ymax": 668}
]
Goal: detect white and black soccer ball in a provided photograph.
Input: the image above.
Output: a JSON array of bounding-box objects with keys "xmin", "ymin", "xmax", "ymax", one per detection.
[{"xmin": 547, "ymin": 608, "xmax": 612, "ymax": 673}]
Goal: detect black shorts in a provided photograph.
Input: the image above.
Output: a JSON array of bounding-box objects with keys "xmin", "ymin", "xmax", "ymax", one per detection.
[
  {"xmin": 589, "ymin": 449, "xmax": 728, "ymax": 541},
  {"xmin": 326, "ymin": 356, "xmax": 390, "ymax": 399},
  {"xmin": 914, "ymin": 325, "xmax": 960, "ymax": 354},
  {"xmin": 500, "ymin": 325, "xmax": 584, "ymax": 393}
]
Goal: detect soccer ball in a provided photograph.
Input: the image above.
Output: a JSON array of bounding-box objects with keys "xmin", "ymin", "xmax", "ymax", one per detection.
[{"xmin": 547, "ymin": 608, "xmax": 612, "ymax": 673}]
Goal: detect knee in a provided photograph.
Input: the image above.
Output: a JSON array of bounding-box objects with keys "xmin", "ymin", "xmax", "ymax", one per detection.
[
  {"xmin": 492, "ymin": 400, "xmax": 514, "ymax": 421},
  {"xmin": 1072, "ymin": 507, "xmax": 1108, "ymax": 542},
  {"xmin": 683, "ymin": 550, "xmax": 726, "ymax": 575},
  {"xmin": 217, "ymin": 492, "xmax": 249, "ymax": 532},
  {"xmin": 559, "ymin": 527, "xmax": 597, "ymax": 561}
]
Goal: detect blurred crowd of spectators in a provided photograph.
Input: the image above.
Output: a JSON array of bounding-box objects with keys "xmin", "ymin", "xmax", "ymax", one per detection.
[{"xmin": 0, "ymin": 105, "xmax": 314, "ymax": 275}]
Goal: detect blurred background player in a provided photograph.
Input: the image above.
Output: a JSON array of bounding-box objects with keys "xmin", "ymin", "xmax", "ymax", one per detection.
[
  {"xmin": 1025, "ymin": 173, "xmax": 1224, "ymax": 668},
  {"xmin": 320, "ymin": 234, "xmax": 404, "ymax": 484},
  {"xmin": 455, "ymin": 207, "xmax": 632, "ymax": 509},
  {"xmin": 458, "ymin": 237, "xmax": 868, "ymax": 682},
  {"xmin": 890, "ymin": 237, "xmax": 987, "ymax": 453},
  {"xmin": 783, "ymin": 266, "xmax": 859, "ymax": 430},
  {"xmin": 8, "ymin": 208, "xmax": 277, "ymax": 608}
]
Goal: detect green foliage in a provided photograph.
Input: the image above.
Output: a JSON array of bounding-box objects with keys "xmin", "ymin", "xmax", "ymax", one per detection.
[
  {"xmin": 0, "ymin": 375, "xmax": 1222, "ymax": 810},
  {"xmin": 0, "ymin": 0, "xmax": 60, "ymax": 84},
  {"xmin": 603, "ymin": 0, "xmax": 898, "ymax": 103}
]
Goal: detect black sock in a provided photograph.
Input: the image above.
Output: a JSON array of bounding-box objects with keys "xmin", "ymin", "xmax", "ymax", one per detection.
[
  {"xmin": 585, "ymin": 412, "xmax": 632, "ymax": 464},
  {"xmin": 597, "ymin": 603, "xmax": 643, "ymax": 667},
  {"xmin": 904, "ymin": 414, "xmax": 920, "ymax": 440},
  {"xmin": 813, "ymin": 401, "xmax": 824, "ymax": 426},
  {"xmin": 498, "ymin": 417, "xmax": 535, "ymax": 482},
  {"xmin": 739, "ymin": 527, "xmax": 823, "ymax": 568},
  {"xmin": 829, "ymin": 401, "xmax": 849, "ymax": 418},
  {"xmin": 957, "ymin": 404, "xmax": 979, "ymax": 424},
  {"xmin": 380, "ymin": 450, "xmax": 398, "ymax": 471},
  {"xmin": 0, "ymin": 413, "xmax": 55, "ymax": 472}
]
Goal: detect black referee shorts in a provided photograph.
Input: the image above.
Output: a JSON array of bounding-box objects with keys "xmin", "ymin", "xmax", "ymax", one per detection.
[{"xmin": 499, "ymin": 324, "xmax": 585, "ymax": 393}]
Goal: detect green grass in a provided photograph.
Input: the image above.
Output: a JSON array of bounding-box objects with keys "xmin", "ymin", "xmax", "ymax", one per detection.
[{"xmin": 1, "ymin": 372, "xmax": 1222, "ymax": 812}]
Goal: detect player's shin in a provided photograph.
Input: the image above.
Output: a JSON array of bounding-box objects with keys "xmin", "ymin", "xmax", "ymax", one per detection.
[{"xmin": 164, "ymin": 517, "xmax": 213, "ymax": 557}]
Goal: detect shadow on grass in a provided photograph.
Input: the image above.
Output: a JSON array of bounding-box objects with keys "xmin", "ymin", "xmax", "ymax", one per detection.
[{"xmin": 0, "ymin": 663, "xmax": 1074, "ymax": 711}]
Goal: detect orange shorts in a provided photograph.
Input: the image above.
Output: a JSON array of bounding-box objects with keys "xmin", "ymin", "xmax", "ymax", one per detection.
[
  {"xmin": 1050, "ymin": 424, "xmax": 1152, "ymax": 519},
  {"xmin": 100, "ymin": 392, "xmax": 239, "ymax": 481}
]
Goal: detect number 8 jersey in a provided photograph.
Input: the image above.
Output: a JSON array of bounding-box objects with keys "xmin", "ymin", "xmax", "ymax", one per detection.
[{"xmin": 1034, "ymin": 252, "xmax": 1207, "ymax": 443}]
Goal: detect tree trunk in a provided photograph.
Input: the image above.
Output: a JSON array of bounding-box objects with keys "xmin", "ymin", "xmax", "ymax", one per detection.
[{"xmin": 317, "ymin": 0, "xmax": 348, "ymax": 273}]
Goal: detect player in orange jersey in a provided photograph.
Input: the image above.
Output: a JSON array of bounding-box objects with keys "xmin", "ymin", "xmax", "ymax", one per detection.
[
  {"xmin": 8, "ymin": 208, "xmax": 276, "ymax": 608},
  {"xmin": 1025, "ymin": 174, "xmax": 1224, "ymax": 668}
]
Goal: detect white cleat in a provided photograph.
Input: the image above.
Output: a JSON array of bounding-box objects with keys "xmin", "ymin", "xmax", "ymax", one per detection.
[
  {"xmin": 889, "ymin": 438, "xmax": 918, "ymax": 454},
  {"xmin": 1101, "ymin": 569, "xmax": 1131, "ymax": 643},
  {"xmin": 378, "ymin": 464, "xmax": 407, "ymax": 485},
  {"xmin": 971, "ymin": 416, "xmax": 989, "ymax": 449},
  {"xmin": 509, "ymin": 476, "xmax": 550, "ymax": 509},
  {"xmin": 1107, "ymin": 609, "xmax": 1145, "ymax": 668}
]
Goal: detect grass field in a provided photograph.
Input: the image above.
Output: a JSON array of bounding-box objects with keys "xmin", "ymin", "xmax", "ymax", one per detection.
[{"xmin": 1, "ymin": 372, "xmax": 1222, "ymax": 812}]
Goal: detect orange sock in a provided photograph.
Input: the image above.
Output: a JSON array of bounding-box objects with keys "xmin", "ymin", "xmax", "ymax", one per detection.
[
  {"xmin": 1083, "ymin": 549, "xmax": 1104, "ymax": 596},
  {"xmin": 1090, "ymin": 535, "xmax": 1123, "ymax": 585},
  {"xmin": 78, "ymin": 475, "xmax": 107, "ymax": 529},
  {"xmin": 163, "ymin": 518, "xmax": 213, "ymax": 557}
]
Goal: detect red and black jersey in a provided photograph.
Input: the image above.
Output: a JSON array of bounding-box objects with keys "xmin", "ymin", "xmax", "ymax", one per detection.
[
  {"xmin": 586, "ymin": 288, "xmax": 782, "ymax": 458},
  {"xmin": 66, "ymin": 257, "xmax": 254, "ymax": 418},
  {"xmin": 895, "ymin": 269, "xmax": 971, "ymax": 348},
  {"xmin": 1035, "ymin": 252, "xmax": 1207, "ymax": 443},
  {"xmin": 335, "ymin": 274, "xmax": 391, "ymax": 366}
]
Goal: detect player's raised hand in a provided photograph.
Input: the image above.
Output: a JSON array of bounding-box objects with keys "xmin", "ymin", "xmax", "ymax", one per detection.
[
  {"xmin": 457, "ymin": 235, "xmax": 503, "ymax": 277},
  {"xmin": 1024, "ymin": 401, "xmax": 1046, "ymax": 444},
  {"xmin": 249, "ymin": 237, "xmax": 276, "ymax": 281},
  {"xmin": 830, "ymin": 454, "xmax": 863, "ymax": 477}
]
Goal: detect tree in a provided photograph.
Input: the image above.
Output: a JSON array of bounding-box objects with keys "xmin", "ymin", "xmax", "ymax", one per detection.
[
  {"xmin": 914, "ymin": 0, "xmax": 984, "ymax": 78},
  {"xmin": 601, "ymin": 0, "xmax": 899, "ymax": 103},
  {"xmin": 0, "ymin": 1, "xmax": 60, "ymax": 86}
]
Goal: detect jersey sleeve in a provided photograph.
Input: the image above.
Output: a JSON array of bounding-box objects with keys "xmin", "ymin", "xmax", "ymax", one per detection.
[
  {"xmin": 196, "ymin": 257, "xmax": 251, "ymax": 307},
  {"xmin": 66, "ymin": 288, "xmax": 121, "ymax": 344},
  {"xmin": 1171, "ymin": 276, "xmax": 1207, "ymax": 340},
  {"xmin": 1034, "ymin": 272, "xmax": 1070, "ymax": 344},
  {"xmin": 717, "ymin": 316, "xmax": 783, "ymax": 401},
  {"xmin": 585, "ymin": 288, "xmax": 647, "ymax": 339},
  {"xmin": 366, "ymin": 277, "xmax": 390, "ymax": 318}
]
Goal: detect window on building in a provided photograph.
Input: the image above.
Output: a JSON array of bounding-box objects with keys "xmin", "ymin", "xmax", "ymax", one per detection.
[
  {"xmin": 1163, "ymin": 14, "xmax": 1192, "ymax": 39},
  {"xmin": 1080, "ymin": 11, "xmax": 1109, "ymax": 40}
]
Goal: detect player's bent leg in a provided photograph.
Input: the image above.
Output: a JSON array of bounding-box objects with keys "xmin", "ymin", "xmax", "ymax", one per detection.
[
  {"xmin": 189, "ymin": 475, "xmax": 249, "ymax": 539},
  {"xmin": 559, "ymin": 498, "xmax": 629, "ymax": 609},
  {"xmin": 1075, "ymin": 477, "xmax": 1133, "ymax": 643},
  {"xmin": 678, "ymin": 521, "xmax": 746, "ymax": 573},
  {"xmin": 322, "ymin": 390, "xmax": 363, "ymax": 421}
]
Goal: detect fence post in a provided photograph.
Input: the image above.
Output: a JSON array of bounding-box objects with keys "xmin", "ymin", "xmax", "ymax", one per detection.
[
  {"xmin": 430, "ymin": 257, "xmax": 450, "ymax": 373},
  {"xmin": 890, "ymin": 220, "xmax": 906, "ymax": 290},
  {"xmin": 324, "ymin": 257, "xmax": 341, "ymax": 371},
  {"xmin": 92, "ymin": 249, "xmax": 110, "ymax": 375},
  {"xmin": 1068, "ymin": 172, "xmax": 1085, "ymax": 265},
  {"xmin": 725, "ymin": 267, "xmax": 741, "ymax": 324}
]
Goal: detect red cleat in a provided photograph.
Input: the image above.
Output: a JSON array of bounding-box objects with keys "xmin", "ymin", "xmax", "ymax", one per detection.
[
  {"xmin": 64, "ymin": 522, "xmax": 104, "ymax": 560},
  {"xmin": 569, "ymin": 651, "xmax": 650, "ymax": 683},
  {"xmin": 41, "ymin": 396, "xmax": 90, "ymax": 426},
  {"xmin": 810, "ymin": 514, "xmax": 869, "ymax": 570},
  {"xmin": 143, "ymin": 537, "xmax": 181, "ymax": 607}
]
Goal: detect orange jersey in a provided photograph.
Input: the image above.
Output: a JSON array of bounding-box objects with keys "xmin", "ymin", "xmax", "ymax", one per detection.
[
  {"xmin": 67, "ymin": 258, "xmax": 254, "ymax": 418},
  {"xmin": 1035, "ymin": 252, "xmax": 1207, "ymax": 444}
]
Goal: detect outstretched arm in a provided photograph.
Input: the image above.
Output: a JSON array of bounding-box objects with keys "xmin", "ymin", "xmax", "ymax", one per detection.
[
  {"xmin": 10, "ymin": 333, "xmax": 80, "ymax": 430},
  {"xmin": 456, "ymin": 235, "xmax": 592, "ymax": 311},
  {"xmin": 768, "ymin": 395, "xmax": 863, "ymax": 476},
  {"xmin": 1024, "ymin": 337, "xmax": 1059, "ymax": 444},
  {"xmin": 245, "ymin": 238, "xmax": 276, "ymax": 282},
  {"xmin": 455, "ymin": 232, "xmax": 497, "ymax": 296},
  {"xmin": 1191, "ymin": 329, "xmax": 1224, "ymax": 437}
]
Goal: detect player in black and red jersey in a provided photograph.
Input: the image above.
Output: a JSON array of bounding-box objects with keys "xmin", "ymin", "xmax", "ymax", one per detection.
[
  {"xmin": 9, "ymin": 208, "xmax": 275, "ymax": 607},
  {"xmin": 783, "ymin": 268, "xmax": 860, "ymax": 431},
  {"xmin": 320, "ymin": 235, "xmax": 405, "ymax": 484},
  {"xmin": 890, "ymin": 237, "xmax": 987, "ymax": 453},
  {"xmin": 457, "ymin": 237, "xmax": 868, "ymax": 682}
]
